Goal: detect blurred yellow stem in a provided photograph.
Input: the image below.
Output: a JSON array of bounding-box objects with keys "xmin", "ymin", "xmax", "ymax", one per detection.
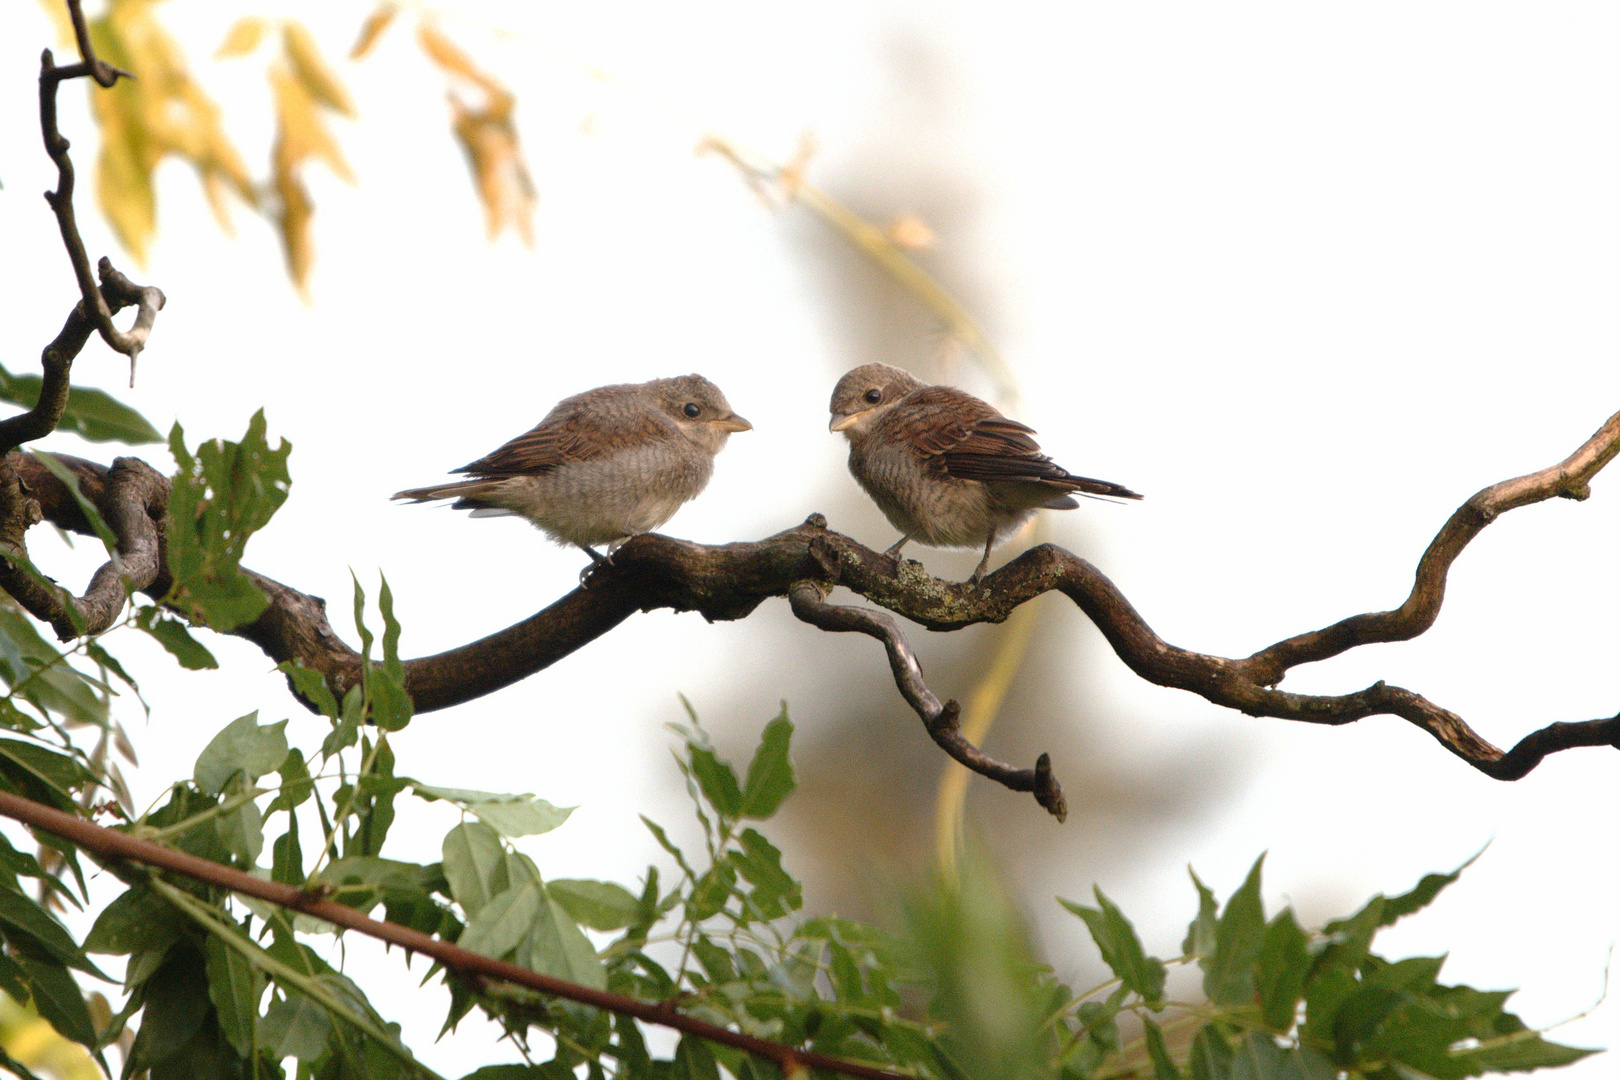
[{"xmin": 932, "ymin": 532, "xmax": 1043, "ymax": 878}]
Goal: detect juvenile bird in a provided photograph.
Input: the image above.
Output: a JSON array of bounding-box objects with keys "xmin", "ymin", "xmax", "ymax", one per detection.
[
  {"xmin": 395, "ymin": 375, "xmax": 751, "ymax": 572},
  {"xmin": 829, "ymin": 362, "xmax": 1141, "ymax": 582}
]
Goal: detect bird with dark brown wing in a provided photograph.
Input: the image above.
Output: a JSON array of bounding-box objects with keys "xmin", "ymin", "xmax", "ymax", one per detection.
[
  {"xmin": 395, "ymin": 375, "xmax": 751, "ymax": 573},
  {"xmin": 829, "ymin": 362, "xmax": 1140, "ymax": 582}
]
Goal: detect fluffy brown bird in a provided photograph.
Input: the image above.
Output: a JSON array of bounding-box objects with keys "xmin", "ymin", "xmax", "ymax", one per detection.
[
  {"xmin": 395, "ymin": 375, "xmax": 751, "ymax": 570},
  {"xmin": 829, "ymin": 362, "xmax": 1140, "ymax": 582}
]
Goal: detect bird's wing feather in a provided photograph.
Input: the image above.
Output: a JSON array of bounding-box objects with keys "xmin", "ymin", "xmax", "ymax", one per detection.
[
  {"xmin": 454, "ymin": 394, "xmax": 676, "ymax": 477},
  {"xmin": 882, "ymin": 386, "xmax": 1143, "ymax": 499}
]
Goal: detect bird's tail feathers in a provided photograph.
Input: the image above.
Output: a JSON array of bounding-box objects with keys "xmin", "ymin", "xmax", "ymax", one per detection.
[
  {"xmin": 1057, "ymin": 474, "xmax": 1144, "ymax": 501},
  {"xmin": 392, "ymin": 479, "xmax": 508, "ymax": 509}
]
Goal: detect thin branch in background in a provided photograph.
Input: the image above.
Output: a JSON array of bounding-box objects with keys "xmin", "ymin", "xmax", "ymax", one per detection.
[
  {"xmin": 38, "ymin": 15, "xmax": 165, "ymax": 389},
  {"xmin": 0, "ymin": 789, "xmax": 910, "ymax": 1080}
]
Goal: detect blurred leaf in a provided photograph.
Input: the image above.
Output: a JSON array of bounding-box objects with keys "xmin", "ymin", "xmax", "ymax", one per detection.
[
  {"xmin": 548, "ymin": 879, "xmax": 640, "ymax": 932},
  {"xmin": 88, "ymin": 4, "xmax": 255, "ymax": 260},
  {"xmin": 685, "ymin": 744, "xmax": 742, "ymax": 821},
  {"xmin": 521, "ymin": 892, "xmax": 604, "ymax": 990},
  {"xmin": 268, "ymin": 746, "xmax": 313, "ymax": 813},
  {"xmin": 269, "ymin": 47, "xmax": 355, "ymax": 289},
  {"xmin": 731, "ymin": 827, "xmax": 801, "ymax": 918},
  {"xmin": 0, "ymin": 599, "xmax": 110, "ymax": 726},
  {"xmin": 351, "ymin": 5, "xmax": 398, "ymax": 59},
  {"xmin": 1276, "ymin": 1048, "xmax": 1338, "ymax": 1080},
  {"xmin": 740, "ymin": 706, "xmax": 794, "ymax": 819},
  {"xmin": 84, "ymin": 885, "xmax": 180, "ymax": 955},
  {"xmin": 135, "ymin": 606, "xmax": 218, "ymax": 670},
  {"xmin": 18, "ymin": 956, "xmax": 96, "ymax": 1049},
  {"xmin": 0, "ymin": 366, "xmax": 161, "ymax": 444},
  {"xmin": 1183, "ymin": 866, "xmax": 1218, "ymax": 964},
  {"xmin": 1059, "ymin": 887, "xmax": 1167, "ymax": 1008},
  {"xmin": 1231, "ymin": 1032, "xmax": 1285, "ymax": 1079},
  {"xmin": 1379, "ymin": 852, "xmax": 1480, "ymax": 927},
  {"xmin": 194, "ymin": 711, "xmax": 288, "ymax": 795},
  {"xmin": 1143, "ymin": 1018, "xmax": 1183, "ymax": 1080},
  {"xmin": 1205, "ymin": 855, "xmax": 1266, "ymax": 1007},
  {"xmin": 1188, "ymin": 1025, "xmax": 1233, "ymax": 1080},
  {"xmin": 414, "ymin": 784, "xmax": 573, "ymax": 838},
  {"xmin": 0, "ymin": 887, "xmax": 102, "ymax": 976},
  {"xmin": 215, "ymin": 16, "xmax": 267, "ymax": 58},
  {"xmin": 417, "ymin": 24, "xmax": 536, "ymax": 243},
  {"xmin": 283, "ymin": 22, "xmax": 356, "ymax": 116},
  {"xmin": 457, "ymin": 881, "xmax": 540, "ymax": 960},
  {"xmin": 127, "ymin": 943, "xmax": 212, "ymax": 1073},
  {"xmin": 204, "ymin": 933, "xmax": 263, "ymax": 1057},
  {"xmin": 260, "ymin": 991, "xmax": 332, "ymax": 1061},
  {"xmin": 1255, "ymin": 909, "xmax": 1309, "ymax": 1033}
]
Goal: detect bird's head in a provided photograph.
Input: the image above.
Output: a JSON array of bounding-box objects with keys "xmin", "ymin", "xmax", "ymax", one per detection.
[
  {"xmin": 652, "ymin": 374, "xmax": 752, "ymax": 454},
  {"xmin": 828, "ymin": 363, "xmax": 923, "ymax": 438}
]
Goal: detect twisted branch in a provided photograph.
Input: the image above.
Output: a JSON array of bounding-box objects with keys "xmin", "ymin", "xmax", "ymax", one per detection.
[{"xmin": 8, "ymin": 408, "xmax": 1620, "ymax": 807}]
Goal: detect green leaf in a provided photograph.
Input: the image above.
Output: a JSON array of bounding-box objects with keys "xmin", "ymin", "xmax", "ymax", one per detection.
[
  {"xmin": 194, "ymin": 711, "xmax": 289, "ymax": 795},
  {"xmin": 127, "ymin": 944, "xmax": 213, "ymax": 1072},
  {"xmin": 268, "ymin": 746, "xmax": 313, "ymax": 813},
  {"xmin": 1184, "ymin": 866, "xmax": 1219, "ymax": 964},
  {"xmin": 1255, "ymin": 909, "xmax": 1310, "ymax": 1033},
  {"xmin": 1059, "ymin": 887, "xmax": 1167, "ymax": 1007},
  {"xmin": 0, "ymin": 601, "xmax": 107, "ymax": 725},
  {"xmin": 730, "ymin": 827, "xmax": 802, "ymax": 919},
  {"xmin": 1276, "ymin": 1048, "xmax": 1338, "ymax": 1080},
  {"xmin": 0, "ymin": 362, "xmax": 161, "ymax": 444},
  {"xmin": 1379, "ymin": 851, "xmax": 1481, "ymax": 927},
  {"xmin": 414, "ymin": 783, "xmax": 573, "ymax": 838},
  {"xmin": 215, "ymin": 796, "xmax": 264, "ymax": 864},
  {"xmin": 164, "ymin": 413, "xmax": 291, "ymax": 630},
  {"xmin": 272, "ymin": 817, "xmax": 304, "ymax": 887},
  {"xmin": 687, "ymin": 745, "xmax": 743, "ymax": 821},
  {"xmin": 442, "ymin": 821, "xmax": 507, "ymax": 918},
  {"xmin": 277, "ymin": 661, "xmax": 338, "ymax": 718},
  {"xmin": 1205, "ymin": 855, "xmax": 1266, "ymax": 1006},
  {"xmin": 520, "ymin": 892, "xmax": 605, "ymax": 990},
  {"xmin": 1230, "ymin": 1033, "xmax": 1286, "ymax": 1080},
  {"xmin": 369, "ymin": 572, "xmax": 413, "ymax": 731},
  {"xmin": 1465, "ymin": 1034, "xmax": 1597, "ymax": 1071},
  {"xmin": 31, "ymin": 452, "xmax": 118, "ymax": 554},
  {"xmin": 740, "ymin": 706, "xmax": 794, "ymax": 819},
  {"xmin": 260, "ymin": 991, "xmax": 332, "ymax": 1061},
  {"xmin": 322, "ymin": 683, "xmax": 364, "ymax": 758},
  {"xmin": 1189, "ymin": 1024, "xmax": 1234, "ymax": 1080},
  {"xmin": 548, "ymin": 879, "xmax": 641, "ymax": 932},
  {"xmin": 204, "ymin": 933, "xmax": 264, "ymax": 1057},
  {"xmin": 0, "ymin": 886, "xmax": 103, "ymax": 976},
  {"xmin": 687, "ymin": 861, "xmax": 736, "ymax": 922},
  {"xmin": 1143, "ymin": 1018, "xmax": 1183, "ymax": 1080},
  {"xmin": 85, "ymin": 884, "xmax": 181, "ymax": 955},
  {"xmin": 135, "ymin": 606, "xmax": 218, "ymax": 670},
  {"xmin": 458, "ymin": 882, "xmax": 540, "ymax": 960},
  {"xmin": 18, "ymin": 956, "xmax": 96, "ymax": 1048}
]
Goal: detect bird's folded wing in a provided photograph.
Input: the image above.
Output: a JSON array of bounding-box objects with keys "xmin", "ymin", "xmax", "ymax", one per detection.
[
  {"xmin": 454, "ymin": 399, "xmax": 675, "ymax": 477},
  {"xmin": 887, "ymin": 386, "xmax": 1142, "ymax": 499}
]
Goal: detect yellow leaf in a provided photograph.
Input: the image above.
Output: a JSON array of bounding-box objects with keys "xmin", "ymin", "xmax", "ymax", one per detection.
[
  {"xmin": 886, "ymin": 214, "xmax": 936, "ymax": 251},
  {"xmin": 418, "ymin": 24, "xmax": 536, "ymax": 243},
  {"xmin": 216, "ymin": 16, "xmax": 267, "ymax": 59},
  {"xmin": 283, "ymin": 21, "xmax": 356, "ymax": 117},
  {"xmin": 83, "ymin": 3, "xmax": 254, "ymax": 262},
  {"xmin": 350, "ymin": 4, "xmax": 398, "ymax": 60}
]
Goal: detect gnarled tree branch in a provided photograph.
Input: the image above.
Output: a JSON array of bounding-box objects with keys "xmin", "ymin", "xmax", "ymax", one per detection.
[{"xmin": 7, "ymin": 408, "xmax": 1620, "ymax": 810}]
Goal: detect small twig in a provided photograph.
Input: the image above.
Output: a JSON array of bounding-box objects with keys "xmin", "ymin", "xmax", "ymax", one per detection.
[
  {"xmin": 0, "ymin": 789, "xmax": 912, "ymax": 1080},
  {"xmin": 39, "ymin": 39, "xmax": 163, "ymax": 388},
  {"xmin": 788, "ymin": 580, "xmax": 1066, "ymax": 820}
]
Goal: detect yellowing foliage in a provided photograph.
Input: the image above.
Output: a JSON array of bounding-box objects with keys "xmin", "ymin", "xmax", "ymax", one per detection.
[
  {"xmin": 86, "ymin": 0, "xmax": 255, "ymax": 261},
  {"xmin": 417, "ymin": 24, "xmax": 536, "ymax": 244},
  {"xmin": 268, "ymin": 22, "xmax": 357, "ymax": 292},
  {"xmin": 349, "ymin": 4, "xmax": 398, "ymax": 61}
]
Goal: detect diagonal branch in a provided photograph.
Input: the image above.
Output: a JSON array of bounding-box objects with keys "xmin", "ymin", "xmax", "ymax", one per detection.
[{"xmin": 0, "ymin": 788, "xmax": 909, "ymax": 1080}]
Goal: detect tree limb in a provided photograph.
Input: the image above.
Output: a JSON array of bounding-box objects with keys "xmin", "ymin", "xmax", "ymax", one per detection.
[
  {"xmin": 8, "ymin": 409, "xmax": 1620, "ymax": 806},
  {"xmin": 0, "ymin": 788, "xmax": 908, "ymax": 1080}
]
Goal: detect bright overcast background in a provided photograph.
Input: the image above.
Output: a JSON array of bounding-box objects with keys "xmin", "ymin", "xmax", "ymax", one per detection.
[{"xmin": 2, "ymin": 1, "xmax": 1619, "ymax": 1075}]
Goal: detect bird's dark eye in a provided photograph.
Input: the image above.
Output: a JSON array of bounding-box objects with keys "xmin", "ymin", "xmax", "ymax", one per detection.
[
  {"xmin": 683, "ymin": 402, "xmax": 701, "ymax": 418},
  {"xmin": 864, "ymin": 388, "xmax": 883, "ymax": 404}
]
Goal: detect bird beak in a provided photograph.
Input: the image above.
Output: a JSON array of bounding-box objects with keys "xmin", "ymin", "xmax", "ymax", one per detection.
[
  {"xmin": 829, "ymin": 411, "xmax": 863, "ymax": 432},
  {"xmin": 713, "ymin": 414, "xmax": 753, "ymax": 433}
]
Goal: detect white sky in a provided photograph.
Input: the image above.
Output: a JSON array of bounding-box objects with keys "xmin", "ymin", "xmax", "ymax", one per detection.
[{"xmin": 2, "ymin": 1, "xmax": 1619, "ymax": 1075}]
